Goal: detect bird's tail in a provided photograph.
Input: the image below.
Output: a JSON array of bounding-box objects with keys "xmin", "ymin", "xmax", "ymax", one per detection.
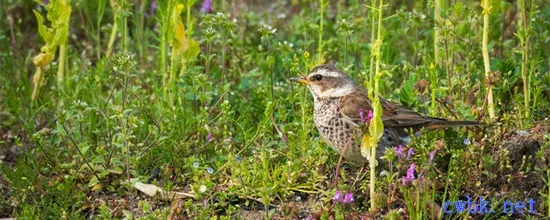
[{"xmin": 427, "ymin": 119, "xmax": 480, "ymax": 130}]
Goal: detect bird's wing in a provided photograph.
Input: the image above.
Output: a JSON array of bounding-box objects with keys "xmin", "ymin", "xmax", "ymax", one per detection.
[
  {"xmin": 380, "ymin": 98, "xmax": 444, "ymax": 129},
  {"xmin": 338, "ymin": 90, "xmax": 445, "ymax": 132},
  {"xmin": 338, "ymin": 90, "xmax": 372, "ymax": 128}
]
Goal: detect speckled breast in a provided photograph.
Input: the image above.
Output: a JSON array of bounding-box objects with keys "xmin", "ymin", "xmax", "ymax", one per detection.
[{"xmin": 313, "ymin": 97, "xmax": 366, "ymax": 163}]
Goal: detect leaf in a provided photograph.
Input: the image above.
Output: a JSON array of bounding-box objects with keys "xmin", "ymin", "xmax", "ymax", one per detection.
[
  {"xmin": 108, "ymin": 168, "xmax": 123, "ymax": 175},
  {"xmin": 33, "ymin": 10, "xmax": 53, "ymax": 43},
  {"xmin": 91, "ymin": 183, "xmax": 103, "ymax": 191},
  {"xmin": 88, "ymin": 176, "xmax": 99, "ymax": 187},
  {"xmin": 183, "ymin": 39, "xmax": 200, "ymax": 62},
  {"xmin": 32, "ymin": 52, "xmax": 55, "ymax": 68},
  {"xmin": 133, "ymin": 180, "xmax": 195, "ymax": 201},
  {"xmin": 79, "ymin": 144, "xmax": 90, "ymax": 155},
  {"xmin": 368, "ymin": 100, "xmax": 384, "ymax": 141},
  {"xmin": 399, "ymin": 74, "xmax": 417, "ymax": 107},
  {"xmin": 360, "ymin": 134, "xmax": 373, "ymax": 159}
]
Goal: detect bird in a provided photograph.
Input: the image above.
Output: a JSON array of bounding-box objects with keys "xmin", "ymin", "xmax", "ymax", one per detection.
[{"xmin": 290, "ymin": 64, "xmax": 479, "ymax": 163}]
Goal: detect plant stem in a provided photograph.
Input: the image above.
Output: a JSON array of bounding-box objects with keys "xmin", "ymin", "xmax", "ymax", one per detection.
[
  {"xmin": 106, "ymin": 14, "xmax": 118, "ymax": 58},
  {"xmin": 122, "ymin": 16, "xmax": 128, "ymax": 52},
  {"xmin": 317, "ymin": 0, "xmax": 324, "ymax": 64},
  {"xmin": 57, "ymin": 43, "xmax": 66, "ymax": 88},
  {"xmin": 519, "ymin": 0, "xmax": 530, "ymax": 119},
  {"xmin": 482, "ymin": 0, "xmax": 495, "ymax": 119},
  {"xmin": 368, "ymin": 0, "xmax": 376, "ymax": 87},
  {"xmin": 434, "ymin": 0, "xmax": 441, "ymax": 66},
  {"xmin": 369, "ymin": 0, "xmax": 384, "ymax": 212}
]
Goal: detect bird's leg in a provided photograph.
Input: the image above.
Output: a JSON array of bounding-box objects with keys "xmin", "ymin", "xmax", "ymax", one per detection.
[{"xmin": 332, "ymin": 137, "xmax": 354, "ymax": 187}]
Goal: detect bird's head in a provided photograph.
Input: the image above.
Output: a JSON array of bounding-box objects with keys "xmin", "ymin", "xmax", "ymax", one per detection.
[{"xmin": 290, "ymin": 65, "xmax": 359, "ymax": 99}]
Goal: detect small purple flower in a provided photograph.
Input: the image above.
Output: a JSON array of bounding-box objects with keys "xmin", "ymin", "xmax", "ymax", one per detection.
[
  {"xmin": 402, "ymin": 163, "xmax": 416, "ymax": 185},
  {"xmin": 236, "ymin": 155, "xmax": 242, "ymax": 162},
  {"xmin": 395, "ymin": 145, "xmax": 405, "ymax": 159},
  {"xmin": 343, "ymin": 192, "xmax": 355, "ymax": 204},
  {"xmin": 401, "ymin": 163, "xmax": 415, "ymax": 186},
  {"xmin": 406, "ymin": 163, "xmax": 415, "ymax": 180},
  {"xmin": 207, "ymin": 167, "xmax": 214, "ymax": 174},
  {"xmin": 429, "ymin": 150, "xmax": 436, "ymax": 164},
  {"xmin": 407, "ymin": 147, "xmax": 414, "ymax": 159},
  {"xmin": 150, "ymin": 1, "xmax": 157, "ymax": 13},
  {"xmin": 201, "ymin": 0, "xmax": 212, "ymax": 13},
  {"xmin": 145, "ymin": 0, "xmax": 157, "ymax": 17},
  {"xmin": 203, "ymin": 199, "xmax": 208, "ymax": 207},
  {"xmin": 43, "ymin": 0, "xmax": 50, "ymax": 5},
  {"xmin": 333, "ymin": 190, "xmax": 343, "ymax": 202},
  {"xmin": 207, "ymin": 133, "xmax": 213, "ymax": 142},
  {"xmin": 305, "ymin": 217, "xmax": 313, "ymax": 220},
  {"xmin": 359, "ymin": 108, "xmax": 373, "ymax": 123},
  {"xmin": 463, "ymin": 138, "xmax": 471, "ymax": 145}
]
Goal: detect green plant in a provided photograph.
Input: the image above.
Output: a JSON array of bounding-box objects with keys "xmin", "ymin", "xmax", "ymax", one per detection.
[
  {"xmin": 362, "ymin": 0, "xmax": 389, "ymax": 212},
  {"xmin": 31, "ymin": 0, "xmax": 72, "ymax": 100},
  {"xmin": 481, "ymin": 0, "xmax": 496, "ymax": 119}
]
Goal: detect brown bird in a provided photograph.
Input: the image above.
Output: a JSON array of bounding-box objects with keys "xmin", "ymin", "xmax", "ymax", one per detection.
[{"xmin": 290, "ymin": 65, "xmax": 479, "ymax": 163}]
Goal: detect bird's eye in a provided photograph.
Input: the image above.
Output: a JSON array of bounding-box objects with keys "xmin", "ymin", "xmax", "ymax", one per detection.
[{"xmin": 312, "ymin": 74, "xmax": 323, "ymax": 81}]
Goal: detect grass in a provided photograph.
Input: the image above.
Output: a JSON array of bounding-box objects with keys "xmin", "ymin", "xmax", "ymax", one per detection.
[{"xmin": 1, "ymin": 0, "xmax": 550, "ymax": 219}]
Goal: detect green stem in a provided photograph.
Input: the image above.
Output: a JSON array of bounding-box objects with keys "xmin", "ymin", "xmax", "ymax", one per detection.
[
  {"xmin": 434, "ymin": 0, "xmax": 441, "ymax": 66},
  {"xmin": 106, "ymin": 14, "xmax": 118, "ymax": 58},
  {"xmin": 57, "ymin": 43, "xmax": 66, "ymax": 87},
  {"xmin": 520, "ymin": 0, "xmax": 530, "ymax": 119},
  {"xmin": 317, "ymin": 0, "xmax": 324, "ymax": 64},
  {"xmin": 369, "ymin": 0, "xmax": 384, "ymax": 212},
  {"xmin": 368, "ymin": 0, "xmax": 376, "ymax": 87},
  {"xmin": 122, "ymin": 16, "xmax": 128, "ymax": 52},
  {"xmin": 482, "ymin": 0, "xmax": 495, "ymax": 119}
]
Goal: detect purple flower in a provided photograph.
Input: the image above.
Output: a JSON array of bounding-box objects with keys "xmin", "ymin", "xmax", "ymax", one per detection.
[
  {"xmin": 333, "ymin": 190, "xmax": 343, "ymax": 202},
  {"xmin": 402, "ymin": 163, "xmax": 416, "ymax": 185},
  {"xmin": 150, "ymin": 1, "xmax": 157, "ymax": 13},
  {"xmin": 236, "ymin": 155, "xmax": 242, "ymax": 162},
  {"xmin": 343, "ymin": 192, "xmax": 355, "ymax": 204},
  {"xmin": 43, "ymin": 0, "xmax": 50, "ymax": 5},
  {"xmin": 406, "ymin": 163, "xmax": 415, "ymax": 180},
  {"xmin": 207, "ymin": 133, "xmax": 213, "ymax": 142},
  {"xmin": 305, "ymin": 217, "xmax": 313, "ymax": 220},
  {"xmin": 463, "ymin": 138, "xmax": 471, "ymax": 145},
  {"xmin": 395, "ymin": 145, "xmax": 405, "ymax": 160},
  {"xmin": 359, "ymin": 108, "xmax": 373, "ymax": 123},
  {"xmin": 429, "ymin": 150, "xmax": 436, "ymax": 164},
  {"xmin": 145, "ymin": 1, "xmax": 157, "ymax": 17},
  {"xmin": 203, "ymin": 199, "xmax": 208, "ymax": 207},
  {"xmin": 207, "ymin": 167, "xmax": 214, "ymax": 174},
  {"xmin": 201, "ymin": 0, "xmax": 212, "ymax": 13},
  {"xmin": 407, "ymin": 147, "xmax": 414, "ymax": 159}
]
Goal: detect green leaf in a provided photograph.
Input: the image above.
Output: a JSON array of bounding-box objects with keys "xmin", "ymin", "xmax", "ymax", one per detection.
[
  {"xmin": 399, "ymin": 74, "xmax": 417, "ymax": 107},
  {"xmin": 108, "ymin": 168, "xmax": 123, "ymax": 175},
  {"xmin": 33, "ymin": 10, "xmax": 53, "ymax": 43},
  {"xmin": 183, "ymin": 39, "xmax": 200, "ymax": 62},
  {"xmin": 88, "ymin": 176, "xmax": 99, "ymax": 187}
]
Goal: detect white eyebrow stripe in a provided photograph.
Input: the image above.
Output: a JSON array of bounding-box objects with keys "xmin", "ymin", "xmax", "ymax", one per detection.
[
  {"xmin": 311, "ymin": 69, "xmax": 342, "ymax": 78},
  {"xmin": 318, "ymin": 84, "xmax": 355, "ymax": 97}
]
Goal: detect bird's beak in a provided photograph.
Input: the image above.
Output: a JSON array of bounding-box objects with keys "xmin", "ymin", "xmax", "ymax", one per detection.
[{"xmin": 289, "ymin": 77, "xmax": 310, "ymax": 85}]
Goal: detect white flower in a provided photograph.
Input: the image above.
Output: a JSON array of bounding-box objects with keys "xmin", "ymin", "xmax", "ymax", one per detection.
[{"xmin": 199, "ymin": 185, "xmax": 207, "ymax": 193}]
